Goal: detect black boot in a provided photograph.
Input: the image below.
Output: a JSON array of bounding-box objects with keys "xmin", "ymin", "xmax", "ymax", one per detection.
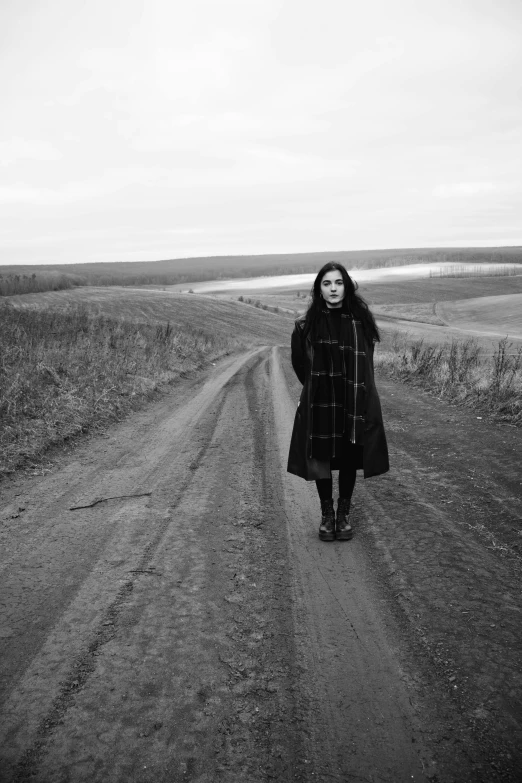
[
  {"xmin": 336, "ymin": 498, "xmax": 353, "ymax": 540},
  {"xmin": 319, "ymin": 498, "xmax": 336, "ymax": 541}
]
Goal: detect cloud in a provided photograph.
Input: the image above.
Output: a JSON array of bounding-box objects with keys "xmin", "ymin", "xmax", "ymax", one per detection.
[
  {"xmin": 433, "ymin": 182, "xmax": 504, "ymax": 199},
  {"xmin": 0, "ymin": 139, "xmax": 62, "ymax": 166},
  {"xmin": 1, "ymin": 0, "xmax": 522, "ymax": 263},
  {"xmin": 0, "ymin": 166, "xmax": 165, "ymax": 205}
]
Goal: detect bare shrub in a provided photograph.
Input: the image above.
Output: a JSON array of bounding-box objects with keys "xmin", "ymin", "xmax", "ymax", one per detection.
[
  {"xmin": 446, "ymin": 339, "xmax": 481, "ymax": 386},
  {"xmin": 491, "ymin": 338, "xmax": 517, "ymax": 394},
  {"xmin": 375, "ymin": 331, "xmax": 521, "ymax": 424},
  {"xmin": 403, "ymin": 340, "xmax": 445, "ymax": 377},
  {"xmin": 484, "ymin": 339, "xmax": 522, "ymax": 417}
]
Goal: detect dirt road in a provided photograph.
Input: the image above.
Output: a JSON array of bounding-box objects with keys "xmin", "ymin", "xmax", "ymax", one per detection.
[{"xmin": 1, "ymin": 346, "xmax": 521, "ymax": 782}]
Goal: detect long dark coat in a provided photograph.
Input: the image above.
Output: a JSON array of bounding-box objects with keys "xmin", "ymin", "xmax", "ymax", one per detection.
[{"xmin": 287, "ymin": 317, "xmax": 389, "ymax": 480}]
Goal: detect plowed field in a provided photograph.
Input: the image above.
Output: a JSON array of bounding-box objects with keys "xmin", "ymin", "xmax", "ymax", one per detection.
[
  {"xmin": 7, "ymin": 287, "xmax": 294, "ymax": 346},
  {"xmin": 437, "ymin": 293, "xmax": 522, "ymax": 339}
]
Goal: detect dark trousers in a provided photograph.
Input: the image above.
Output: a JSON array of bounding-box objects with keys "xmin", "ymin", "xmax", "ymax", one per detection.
[
  {"xmin": 316, "ymin": 465, "xmax": 357, "ymax": 502},
  {"xmin": 315, "ymin": 441, "xmax": 361, "ymax": 503}
]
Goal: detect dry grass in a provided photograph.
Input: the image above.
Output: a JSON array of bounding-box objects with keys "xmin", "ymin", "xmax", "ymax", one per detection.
[
  {"xmin": 0, "ymin": 303, "xmax": 241, "ymax": 475},
  {"xmin": 376, "ymin": 332, "xmax": 522, "ymax": 424}
]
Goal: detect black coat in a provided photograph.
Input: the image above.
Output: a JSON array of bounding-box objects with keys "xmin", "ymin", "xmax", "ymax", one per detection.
[{"xmin": 287, "ymin": 317, "xmax": 389, "ymax": 480}]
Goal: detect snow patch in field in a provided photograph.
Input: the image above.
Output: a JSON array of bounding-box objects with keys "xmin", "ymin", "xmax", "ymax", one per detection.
[{"xmin": 184, "ymin": 263, "xmax": 522, "ymax": 293}]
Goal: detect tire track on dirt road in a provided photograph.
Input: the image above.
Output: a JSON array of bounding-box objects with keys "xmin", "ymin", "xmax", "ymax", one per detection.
[
  {"xmin": 2, "ymin": 343, "xmax": 435, "ymax": 783},
  {"xmin": 354, "ymin": 377, "xmax": 522, "ymax": 780},
  {"xmin": 2, "ymin": 348, "xmax": 297, "ymax": 781},
  {"xmin": 278, "ymin": 348, "xmax": 522, "ymax": 782},
  {"xmin": 270, "ymin": 347, "xmax": 434, "ymax": 782}
]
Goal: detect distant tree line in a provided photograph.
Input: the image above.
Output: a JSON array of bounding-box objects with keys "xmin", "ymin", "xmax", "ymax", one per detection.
[
  {"xmin": 0, "ymin": 271, "xmax": 87, "ymax": 297},
  {"xmin": 429, "ymin": 264, "xmax": 519, "ymax": 278}
]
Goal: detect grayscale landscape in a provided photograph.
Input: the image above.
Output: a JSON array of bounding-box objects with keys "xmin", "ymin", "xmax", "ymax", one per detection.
[
  {"xmin": 2, "ymin": 0, "xmax": 522, "ymax": 780},
  {"xmin": 1, "ymin": 255, "xmax": 521, "ymax": 782}
]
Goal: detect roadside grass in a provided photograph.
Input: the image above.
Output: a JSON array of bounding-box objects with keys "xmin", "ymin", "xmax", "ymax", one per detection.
[
  {"xmin": 0, "ymin": 304, "xmax": 241, "ymax": 475},
  {"xmin": 375, "ymin": 332, "xmax": 522, "ymax": 424}
]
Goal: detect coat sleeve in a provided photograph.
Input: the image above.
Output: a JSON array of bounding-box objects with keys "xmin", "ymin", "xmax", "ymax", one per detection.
[{"xmin": 291, "ymin": 322, "xmax": 306, "ymax": 385}]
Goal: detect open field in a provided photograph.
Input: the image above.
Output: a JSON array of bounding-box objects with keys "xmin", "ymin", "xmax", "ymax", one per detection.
[
  {"xmin": 208, "ymin": 273, "xmax": 522, "ymax": 347},
  {"xmin": 437, "ymin": 293, "xmax": 522, "ymax": 339},
  {"xmin": 169, "ymin": 263, "xmax": 522, "ymax": 295},
  {"xmin": 203, "ymin": 274, "xmax": 522, "ymax": 322},
  {"xmin": 209, "ymin": 273, "xmax": 522, "ymax": 307},
  {"xmin": 1, "ymin": 291, "xmax": 292, "ymax": 475},
  {"xmin": 372, "ymin": 292, "xmax": 522, "ymax": 338},
  {"xmin": 360, "ymin": 275, "xmax": 522, "ymax": 306},
  {"xmin": 7, "ymin": 286, "xmax": 293, "ymax": 341},
  {"xmin": 371, "ymin": 302, "xmax": 446, "ymax": 325}
]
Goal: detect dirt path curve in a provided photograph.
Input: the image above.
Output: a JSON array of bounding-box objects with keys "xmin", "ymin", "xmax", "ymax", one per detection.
[{"xmin": 1, "ymin": 345, "xmax": 521, "ymax": 782}]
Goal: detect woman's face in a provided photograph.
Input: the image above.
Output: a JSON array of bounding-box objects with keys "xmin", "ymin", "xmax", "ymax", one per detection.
[{"xmin": 320, "ymin": 269, "xmax": 345, "ymax": 308}]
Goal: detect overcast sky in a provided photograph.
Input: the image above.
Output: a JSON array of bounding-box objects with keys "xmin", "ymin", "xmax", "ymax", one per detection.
[{"xmin": 1, "ymin": 0, "xmax": 521, "ymax": 265}]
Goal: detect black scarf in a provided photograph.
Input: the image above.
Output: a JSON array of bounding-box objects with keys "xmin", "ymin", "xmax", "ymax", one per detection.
[{"xmin": 310, "ymin": 309, "xmax": 366, "ymax": 460}]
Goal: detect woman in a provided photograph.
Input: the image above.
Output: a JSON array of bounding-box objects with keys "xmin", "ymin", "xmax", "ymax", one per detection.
[{"xmin": 287, "ymin": 262, "xmax": 389, "ymax": 541}]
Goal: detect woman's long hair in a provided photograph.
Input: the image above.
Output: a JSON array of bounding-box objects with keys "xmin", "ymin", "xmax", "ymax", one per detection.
[{"xmin": 302, "ymin": 262, "xmax": 380, "ymax": 343}]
